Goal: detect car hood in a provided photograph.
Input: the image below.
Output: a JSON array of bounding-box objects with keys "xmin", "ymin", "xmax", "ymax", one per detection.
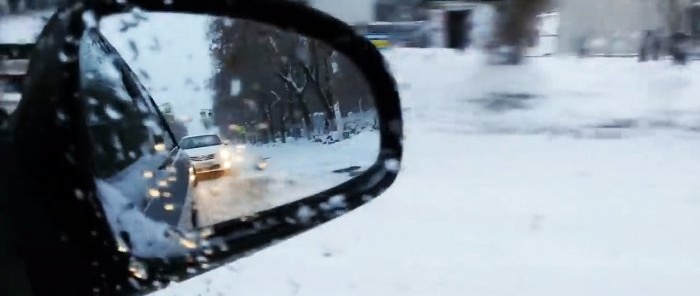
[{"xmin": 182, "ymin": 145, "xmax": 222, "ymax": 157}]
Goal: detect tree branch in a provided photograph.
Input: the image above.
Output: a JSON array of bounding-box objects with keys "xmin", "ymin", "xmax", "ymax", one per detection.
[
  {"xmin": 270, "ymin": 90, "xmax": 282, "ymax": 107},
  {"xmin": 277, "ymin": 66, "xmax": 305, "ymax": 94}
]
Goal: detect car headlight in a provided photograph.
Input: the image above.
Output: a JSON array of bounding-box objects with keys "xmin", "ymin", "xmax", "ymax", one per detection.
[{"xmin": 220, "ymin": 149, "xmax": 231, "ymax": 159}]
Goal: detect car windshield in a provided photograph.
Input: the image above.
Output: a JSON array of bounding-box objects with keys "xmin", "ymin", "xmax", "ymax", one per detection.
[{"xmin": 180, "ymin": 135, "xmax": 222, "ymax": 149}]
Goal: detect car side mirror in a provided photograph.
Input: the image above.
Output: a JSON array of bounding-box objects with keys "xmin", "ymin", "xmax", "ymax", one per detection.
[{"xmin": 13, "ymin": 0, "xmax": 402, "ymax": 295}]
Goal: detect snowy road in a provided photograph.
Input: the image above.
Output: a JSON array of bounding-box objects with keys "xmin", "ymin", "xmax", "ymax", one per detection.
[
  {"xmin": 153, "ymin": 50, "xmax": 700, "ymax": 296},
  {"xmin": 192, "ymin": 131, "xmax": 379, "ymax": 227}
]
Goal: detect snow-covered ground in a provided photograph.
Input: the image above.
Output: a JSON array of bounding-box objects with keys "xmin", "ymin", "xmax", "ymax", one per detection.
[
  {"xmin": 194, "ymin": 131, "xmax": 378, "ymax": 226},
  {"xmin": 152, "ymin": 49, "xmax": 700, "ymax": 296}
]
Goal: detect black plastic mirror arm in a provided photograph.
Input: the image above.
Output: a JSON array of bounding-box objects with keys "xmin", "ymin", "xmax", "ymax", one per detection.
[{"xmin": 13, "ymin": 4, "xmax": 136, "ymax": 295}]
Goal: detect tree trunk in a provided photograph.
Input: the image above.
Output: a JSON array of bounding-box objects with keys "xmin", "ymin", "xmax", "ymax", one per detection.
[
  {"xmin": 295, "ymin": 93, "xmax": 312, "ymax": 139},
  {"xmin": 493, "ymin": 0, "xmax": 548, "ymax": 64},
  {"xmin": 304, "ymin": 66, "xmax": 335, "ymax": 122},
  {"xmin": 287, "ymin": 91, "xmax": 296, "ymax": 139}
]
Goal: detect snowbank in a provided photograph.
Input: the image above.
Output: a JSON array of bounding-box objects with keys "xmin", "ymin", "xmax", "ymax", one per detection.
[
  {"xmin": 152, "ymin": 49, "xmax": 700, "ymax": 296},
  {"xmin": 386, "ymin": 49, "xmax": 700, "ymax": 137}
]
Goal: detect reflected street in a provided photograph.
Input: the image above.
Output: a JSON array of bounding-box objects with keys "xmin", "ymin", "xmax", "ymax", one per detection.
[{"xmin": 192, "ymin": 131, "xmax": 378, "ymax": 227}]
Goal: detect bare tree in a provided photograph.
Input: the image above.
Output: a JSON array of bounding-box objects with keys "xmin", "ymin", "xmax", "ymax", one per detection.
[
  {"xmin": 209, "ymin": 16, "xmax": 374, "ymax": 144},
  {"xmin": 492, "ymin": 0, "xmax": 549, "ymax": 64}
]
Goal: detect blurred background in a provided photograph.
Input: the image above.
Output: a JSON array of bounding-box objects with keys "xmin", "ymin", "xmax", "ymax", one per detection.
[{"xmin": 5, "ymin": 0, "xmax": 700, "ymax": 114}]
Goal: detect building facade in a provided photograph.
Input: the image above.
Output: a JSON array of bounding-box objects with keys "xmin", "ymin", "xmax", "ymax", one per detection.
[
  {"xmin": 308, "ymin": 0, "xmax": 377, "ymax": 25},
  {"xmin": 558, "ymin": 0, "xmax": 696, "ymax": 55}
]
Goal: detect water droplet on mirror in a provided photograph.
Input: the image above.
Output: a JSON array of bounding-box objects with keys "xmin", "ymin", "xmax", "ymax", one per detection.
[
  {"xmin": 328, "ymin": 195, "xmax": 346, "ymax": 208},
  {"xmin": 64, "ymin": 35, "xmax": 77, "ymax": 45},
  {"xmin": 186, "ymin": 267, "xmax": 196, "ymax": 274},
  {"xmin": 116, "ymin": 236, "xmax": 130, "ymax": 253},
  {"xmin": 154, "ymin": 143, "xmax": 166, "ymax": 152},
  {"xmin": 166, "ymin": 166, "xmax": 177, "ymax": 174},
  {"xmin": 162, "ymin": 192, "xmax": 172, "ymax": 198},
  {"xmin": 296, "ymin": 205, "xmax": 316, "ymax": 224},
  {"xmin": 82, "ymin": 10, "xmax": 97, "ymax": 28},
  {"xmin": 384, "ymin": 159, "xmax": 400, "ymax": 172},
  {"xmin": 143, "ymin": 170, "xmax": 154, "ymax": 179},
  {"xmin": 164, "ymin": 204, "xmax": 175, "ymax": 211},
  {"xmin": 256, "ymin": 122, "xmax": 270, "ymax": 130},
  {"xmin": 105, "ymin": 106, "xmax": 123, "ymax": 120},
  {"xmin": 196, "ymin": 255, "xmax": 208, "ymax": 264},
  {"xmin": 332, "ymin": 61, "xmax": 339, "ymax": 73},
  {"xmin": 129, "ymin": 259, "xmax": 148, "ymax": 280},
  {"xmin": 158, "ymin": 180, "xmax": 168, "ymax": 187},
  {"xmin": 163, "ymin": 0, "xmax": 173, "ymax": 5},
  {"xmin": 167, "ymin": 176, "xmax": 177, "ymax": 182},
  {"xmin": 74, "ymin": 189, "xmax": 85, "ymax": 200},
  {"xmin": 179, "ymin": 238, "xmax": 198, "ymax": 249},
  {"xmin": 230, "ymin": 79, "xmax": 241, "ymax": 96},
  {"xmin": 56, "ymin": 110, "xmax": 67, "ymax": 121},
  {"xmin": 58, "ymin": 51, "xmax": 74, "ymax": 63},
  {"xmin": 200, "ymin": 227, "xmax": 214, "ymax": 238},
  {"xmin": 148, "ymin": 188, "xmax": 160, "ymax": 198}
]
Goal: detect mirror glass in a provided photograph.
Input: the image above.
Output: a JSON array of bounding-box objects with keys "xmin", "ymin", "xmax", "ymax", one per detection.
[{"xmin": 79, "ymin": 12, "xmax": 378, "ymax": 257}]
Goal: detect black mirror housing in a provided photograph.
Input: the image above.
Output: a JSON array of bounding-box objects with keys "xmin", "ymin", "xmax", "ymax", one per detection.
[{"xmin": 11, "ymin": 0, "xmax": 403, "ymax": 295}]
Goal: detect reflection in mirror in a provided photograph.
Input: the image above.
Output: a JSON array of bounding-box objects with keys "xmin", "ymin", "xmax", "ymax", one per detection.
[{"xmin": 79, "ymin": 12, "xmax": 378, "ymax": 257}]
